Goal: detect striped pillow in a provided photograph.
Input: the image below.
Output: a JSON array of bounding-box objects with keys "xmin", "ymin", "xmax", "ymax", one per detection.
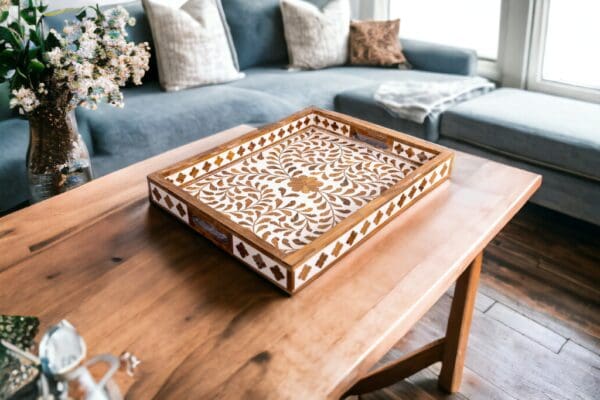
[{"xmin": 143, "ymin": 0, "xmax": 244, "ymax": 91}]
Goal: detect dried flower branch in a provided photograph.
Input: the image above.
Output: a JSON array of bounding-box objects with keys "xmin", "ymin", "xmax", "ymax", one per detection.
[{"xmin": 0, "ymin": 1, "xmax": 150, "ymax": 115}]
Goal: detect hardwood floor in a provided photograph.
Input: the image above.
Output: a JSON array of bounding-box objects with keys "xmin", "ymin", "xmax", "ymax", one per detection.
[{"xmin": 362, "ymin": 204, "xmax": 600, "ymax": 400}]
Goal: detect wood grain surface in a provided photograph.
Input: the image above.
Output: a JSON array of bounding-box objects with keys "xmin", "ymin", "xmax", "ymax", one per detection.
[{"xmin": 0, "ymin": 124, "xmax": 540, "ymax": 399}]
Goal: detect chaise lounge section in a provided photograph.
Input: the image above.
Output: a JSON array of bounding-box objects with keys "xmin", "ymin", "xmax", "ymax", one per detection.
[{"xmin": 440, "ymin": 88, "xmax": 600, "ymax": 224}]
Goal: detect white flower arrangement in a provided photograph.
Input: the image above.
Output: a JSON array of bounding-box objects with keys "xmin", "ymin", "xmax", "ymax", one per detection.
[
  {"xmin": 9, "ymin": 86, "xmax": 39, "ymax": 112},
  {"xmin": 0, "ymin": 1, "xmax": 151, "ymax": 114}
]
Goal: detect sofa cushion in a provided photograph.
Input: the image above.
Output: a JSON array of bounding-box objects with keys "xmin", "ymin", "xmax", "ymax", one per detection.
[
  {"xmin": 78, "ymin": 82, "xmax": 296, "ymax": 161},
  {"xmin": 333, "ymin": 69, "xmax": 474, "ymax": 141},
  {"xmin": 439, "ymin": 138, "xmax": 600, "ymax": 225},
  {"xmin": 441, "ymin": 88, "xmax": 600, "ymax": 180},
  {"xmin": 401, "ymin": 39, "xmax": 477, "ymax": 76},
  {"xmin": 328, "ymin": 66, "xmax": 475, "ymax": 83},
  {"xmin": 228, "ymin": 66, "xmax": 372, "ymax": 109}
]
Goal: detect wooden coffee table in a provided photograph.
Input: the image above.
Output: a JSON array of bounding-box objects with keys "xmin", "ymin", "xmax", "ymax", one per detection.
[{"xmin": 0, "ymin": 125, "xmax": 541, "ymax": 399}]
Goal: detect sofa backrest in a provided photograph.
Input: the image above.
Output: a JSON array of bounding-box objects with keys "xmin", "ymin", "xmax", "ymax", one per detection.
[
  {"xmin": 221, "ymin": 0, "xmax": 287, "ymax": 70},
  {"xmin": 221, "ymin": 0, "xmax": 330, "ymax": 70}
]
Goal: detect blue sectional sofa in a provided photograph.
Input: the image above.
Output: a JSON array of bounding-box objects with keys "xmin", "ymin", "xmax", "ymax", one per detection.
[{"xmin": 1, "ymin": 1, "xmax": 598, "ymax": 225}]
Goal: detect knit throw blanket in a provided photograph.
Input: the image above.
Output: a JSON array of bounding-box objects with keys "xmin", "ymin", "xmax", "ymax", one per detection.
[{"xmin": 374, "ymin": 77, "xmax": 495, "ymax": 123}]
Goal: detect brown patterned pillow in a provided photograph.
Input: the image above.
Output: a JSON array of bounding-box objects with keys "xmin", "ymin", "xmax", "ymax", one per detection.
[{"xmin": 349, "ymin": 19, "xmax": 408, "ymax": 67}]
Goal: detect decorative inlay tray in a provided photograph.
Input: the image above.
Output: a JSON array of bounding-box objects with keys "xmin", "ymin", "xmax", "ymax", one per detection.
[{"xmin": 148, "ymin": 108, "xmax": 454, "ymax": 294}]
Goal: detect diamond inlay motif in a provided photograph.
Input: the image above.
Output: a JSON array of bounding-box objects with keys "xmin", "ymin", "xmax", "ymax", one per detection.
[
  {"xmin": 152, "ymin": 187, "xmax": 161, "ymax": 202},
  {"xmin": 149, "ymin": 183, "xmax": 188, "ymax": 223},
  {"xmin": 232, "ymin": 236, "xmax": 287, "ymax": 290}
]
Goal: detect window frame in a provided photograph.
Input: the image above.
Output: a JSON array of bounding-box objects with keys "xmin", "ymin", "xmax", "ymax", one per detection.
[
  {"xmin": 386, "ymin": 0, "xmax": 504, "ymax": 81},
  {"xmin": 382, "ymin": 0, "xmax": 599, "ymax": 103},
  {"xmin": 526, "ymin": 0, "xmax": 600, "ymax": 103}
]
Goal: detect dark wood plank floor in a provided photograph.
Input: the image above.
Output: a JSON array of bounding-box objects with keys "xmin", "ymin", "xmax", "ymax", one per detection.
[{"xmin": 362, "ymin": 204, "xmax": 600, "ymax": 400}]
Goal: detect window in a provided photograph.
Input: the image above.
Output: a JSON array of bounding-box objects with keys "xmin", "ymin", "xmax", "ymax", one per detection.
[
  {"xmin": 528, "ymin": 0, "xmax": 600, "ymax": 100},
  {"xmin": 389, "ymin": 0, "xmax": 502, "ymax": 60}
]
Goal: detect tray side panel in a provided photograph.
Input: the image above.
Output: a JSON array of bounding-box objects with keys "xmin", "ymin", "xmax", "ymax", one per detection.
[
  {"xmin": 149, "ymin": 182, "xmax": 190, "ymax": 223},
  {"xmin": 232, "ymin": 236, "xmax": 290, "ymax": 292},
  {"xmin": 390, "ymin": 139, "xmax": 437, "ymax": 163}
]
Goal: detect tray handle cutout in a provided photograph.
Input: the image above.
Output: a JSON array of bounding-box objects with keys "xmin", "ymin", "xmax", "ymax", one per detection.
[
  {"xmin": 351, "ymin": 130, "xmax": 390, "ymax": 150},
  {"xmin": 191, "ymin": 215, "xmax": 231, "ymax": 247}
]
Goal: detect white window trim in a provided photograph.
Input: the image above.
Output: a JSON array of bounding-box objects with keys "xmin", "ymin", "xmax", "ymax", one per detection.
[
  {"xmin": 497, "ymin": 0, "xmax": 534, "ymax": 88},
  {"xmin": 379, "ymin": 0, "xmax": 598, "ymax": 103},
  {"xmin": 382, "ymin": 0, "xmax": 504, "ymax": 81},
  {"xmin": 526, "ymin": 0, "xmax": 600, "ymax": 103}
]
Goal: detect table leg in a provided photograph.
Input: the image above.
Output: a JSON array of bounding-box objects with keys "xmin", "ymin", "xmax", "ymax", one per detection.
[
  {"xmin": 342, "ymin": 252, "xmax": 483, "ymax": 398},
  {"xmin": 438, "ymin": 252, "xmax": 482, "ymax": 392}
]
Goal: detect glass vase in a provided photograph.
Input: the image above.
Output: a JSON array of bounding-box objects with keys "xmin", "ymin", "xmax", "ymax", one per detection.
[{"xmin": 27, "ymin": 107, "xmax": 93, "ymax": 203}]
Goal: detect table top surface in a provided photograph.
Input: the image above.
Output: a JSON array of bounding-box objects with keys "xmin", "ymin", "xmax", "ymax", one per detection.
[{"xmin": 0, "ymin": 124, "xmax": 541, "ymax": 399}]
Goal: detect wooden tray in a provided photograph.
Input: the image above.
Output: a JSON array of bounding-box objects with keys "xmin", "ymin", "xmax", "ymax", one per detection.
[{"xmin": 148, "ymin": 108, "xmax": 454, "ymax": 294}]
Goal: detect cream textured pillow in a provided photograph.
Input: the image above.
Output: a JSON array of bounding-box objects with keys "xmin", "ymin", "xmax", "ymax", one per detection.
[
  {"xmin": 280, "ymin": 0, "xmax": 351, "ymax": 70},
  {"xmin": 142, "ymin": 0, "xmax": 244, "ymax": 91}
]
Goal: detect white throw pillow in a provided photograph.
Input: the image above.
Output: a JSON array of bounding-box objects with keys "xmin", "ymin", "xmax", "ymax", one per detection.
[
  {"xmin": 142, "ymin": 0, "xmax": 244, "ymax": 91},
  {"xmin": 280, "ymin": 0, "xmax": 351, "ymax": 70}
]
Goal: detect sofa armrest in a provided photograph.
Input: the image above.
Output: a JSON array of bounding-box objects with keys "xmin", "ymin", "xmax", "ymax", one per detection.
[{"xmin": 401, "ymin": 39, "xmax": 478, "ymax": 76}]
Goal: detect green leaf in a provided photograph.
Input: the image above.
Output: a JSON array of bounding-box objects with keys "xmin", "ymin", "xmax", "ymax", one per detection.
[
  {"xmin": 0, "ymin": 49, "xmax": 15, "ymax": 63},
  {"xmin": 76, "ymin": 8, "xmax": 87, "ymax": 21},
  {"xmin": 20, "ymin": 7, "xmax": 38, "ymax": 25},
  {"xmin": 29, "ymin": 28, "xmax": 41, "ymax": 47},
  {"xmin": 8, "ymin": 21, "xmax": 24, "ymax": 41},
  {"xmin": 36, "ymin": 26, "xmax": 44, "ymax": 52},
  {"xmin": 0, "ymin": 27, "xmax": 21, "ymax": 49},
  {"xmin": 28, "ymin": 46, "xmax": 38, "ymax": 60},
  {"xmin": 44, "ymin": 30, "xmax": 61, "ymax": 50},
  {"xmin": 28, "ymin": 58, "xmax": 44, "ymax": 72},
  {"xmin": 15, "ymin": 67, "xmax": 28, "ymax": 80},
  {"xmin": 0, "ymin": 11, "xmax": 8, "ymax": 24},
  {"xmin": 11, "ymin": 72, "xmax": 24, "ymax": 91}
]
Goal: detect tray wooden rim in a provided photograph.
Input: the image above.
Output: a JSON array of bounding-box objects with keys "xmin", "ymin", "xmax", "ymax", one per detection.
[{"xmin": 148, "ymin": 107, "xmax": 454, "ymax": 292}]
